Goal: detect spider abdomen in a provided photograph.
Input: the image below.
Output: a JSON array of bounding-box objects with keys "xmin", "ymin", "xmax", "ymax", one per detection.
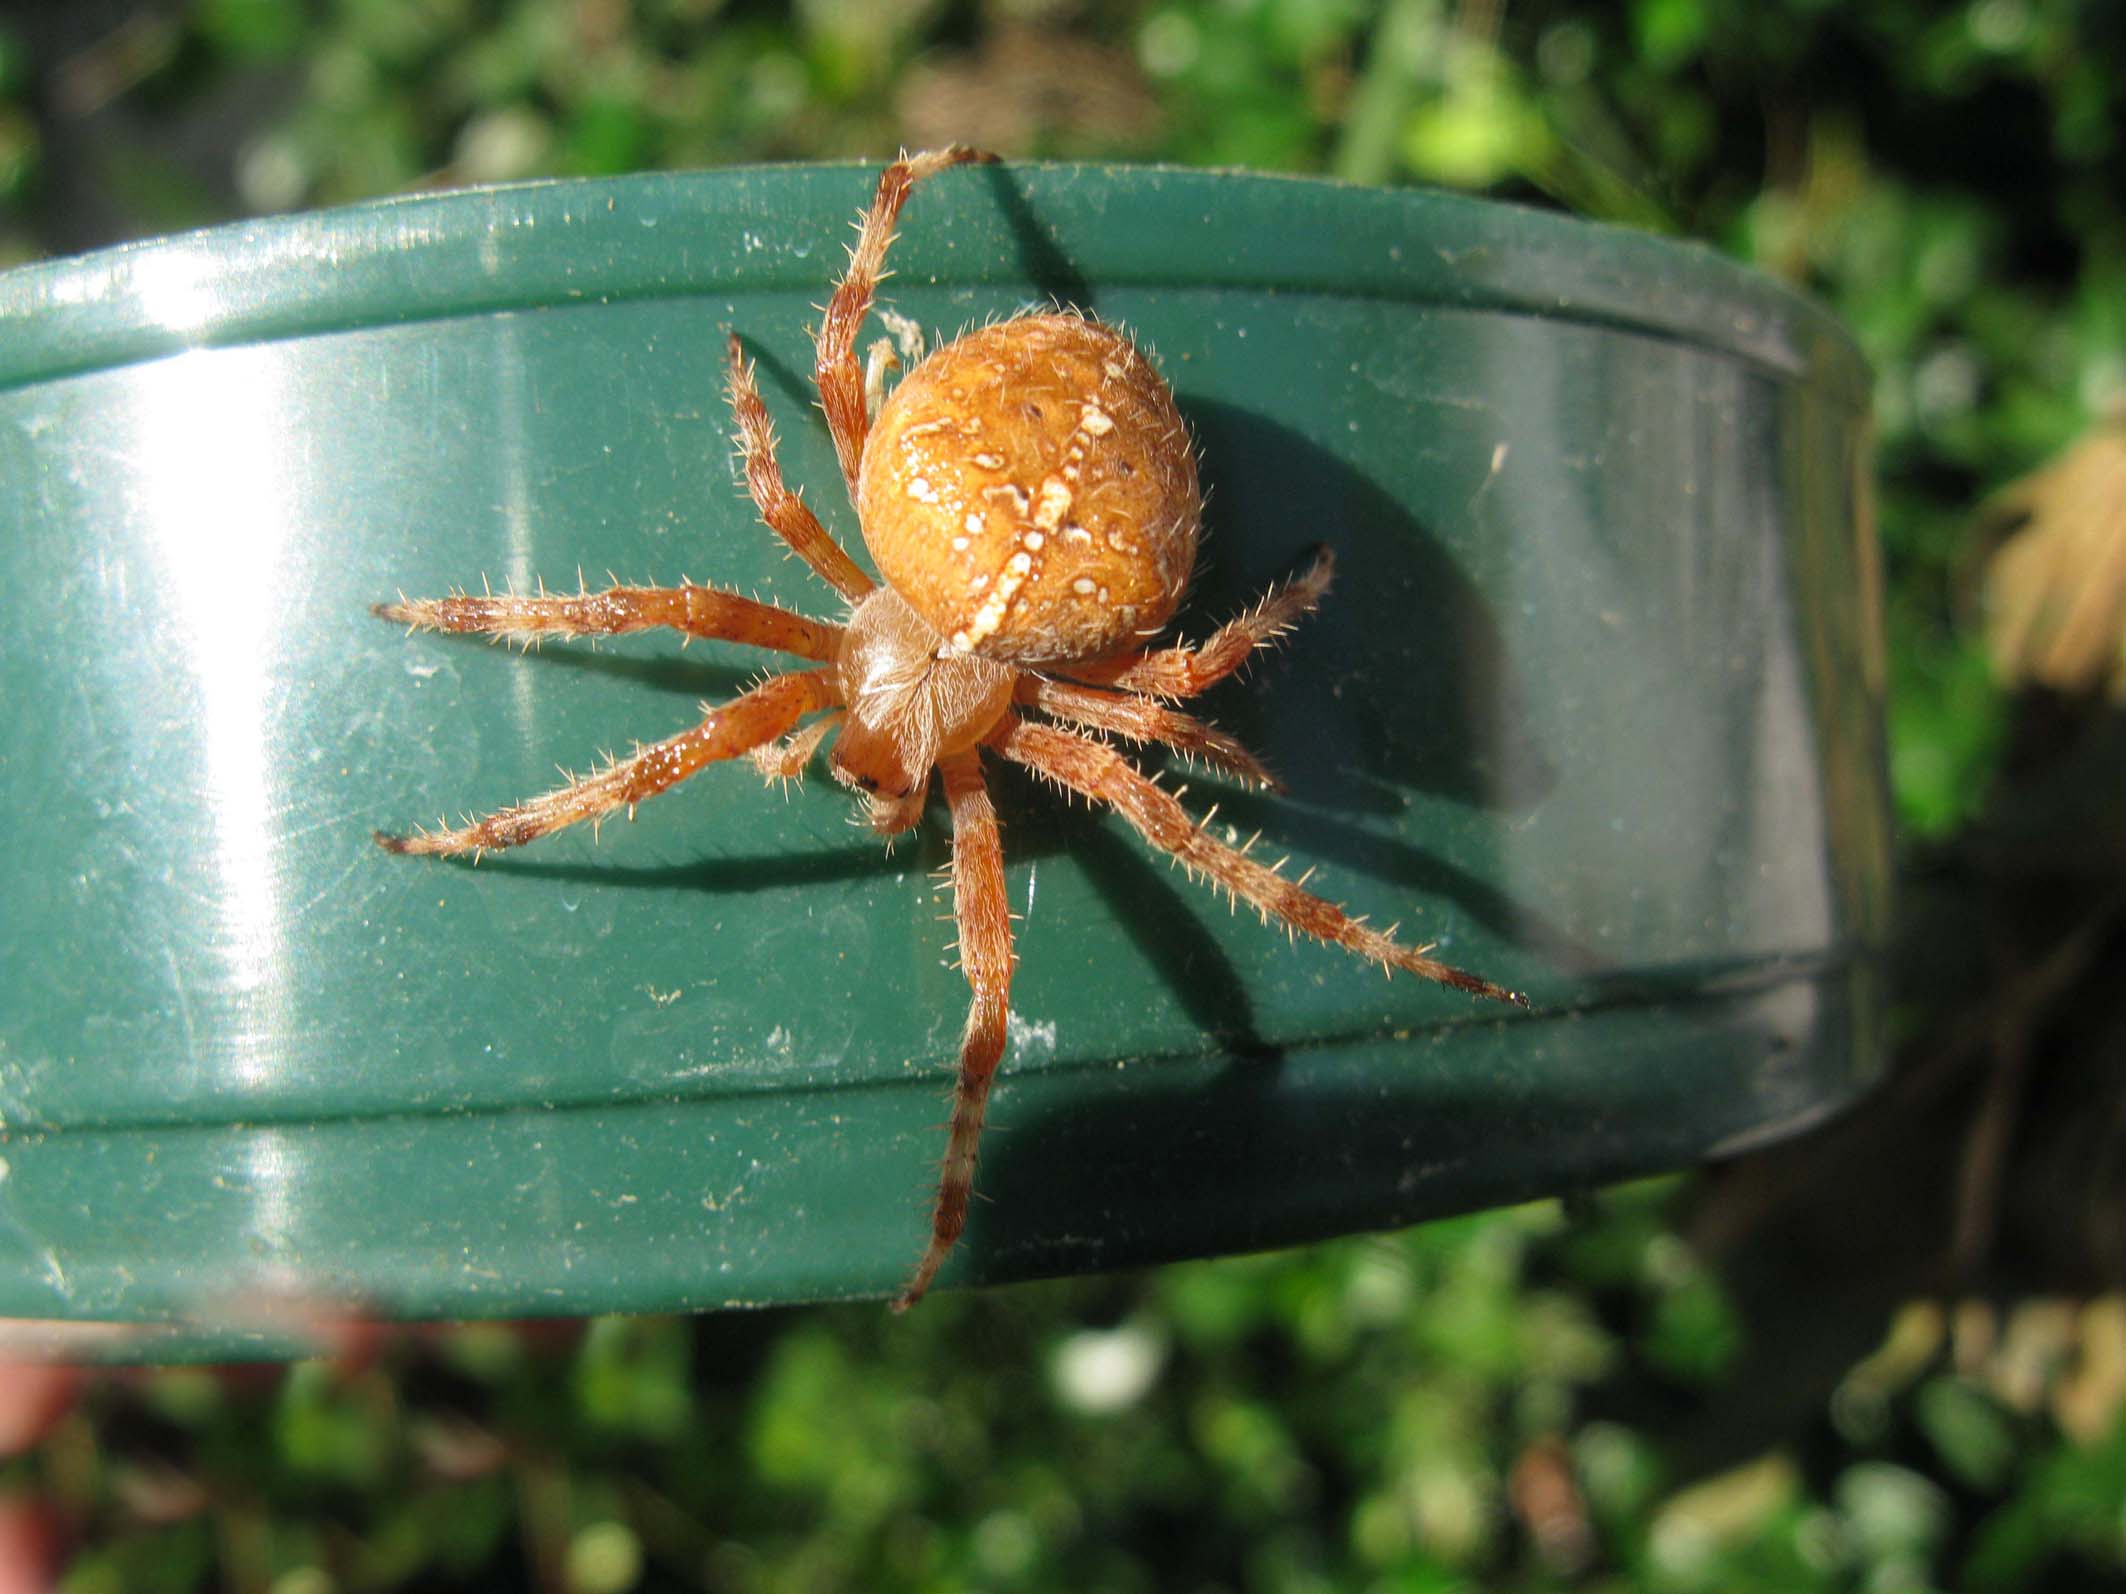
[{"xmin": 857, "ymin": 312, "xmax": 1201, "ymax": 665}]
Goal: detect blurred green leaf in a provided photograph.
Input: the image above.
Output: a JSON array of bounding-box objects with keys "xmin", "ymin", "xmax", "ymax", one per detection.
[
  {"xmin": 1641, "ymin": 1248, "xmax": 1745, "ymax": 1387},
  {"xmin": 1401, "ymin": 78, "xmax": 1547, "ymax": 189},
  {"xmin": 1633, "ymin": 0, "xmax": 1709, "ymax": 70},
  {"xmin": 563, "ymin": 97, "xmax": 654, "ymax": 174},
  {"xmin": 1916, "ymin": 1375, "xmax": 2021, "ymax": 1491},
  {"xmin": 1966, "ymin": 1418, "xmax": 2126, "ymax": 1592},
  {"xmin": 1836, "ymin": 1460, "xmax": 1951, "ymax": 1561},
  {"xmin": 572, "ymin": 1317, "xmax": 692, "ymax": 1442},
  {"xmin": 196, "ymin": 0, "xmax": 307, "ymax": 61}
]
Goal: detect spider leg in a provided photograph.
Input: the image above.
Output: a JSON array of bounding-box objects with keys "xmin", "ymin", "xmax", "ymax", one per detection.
[
  {"xmin": 994, "ymin": 715, "xmax": 1528, "ymax": 1007},
  {"xmin": 1016, "ymin": 676, "xmax": 1280, "ymax": 791},
  {"xmin": 724, "ymin": 334, "xmax": 876, "ymax": 603},
  {"xmin": 895, "ymin": 748, "xmax": 1015, "ymax": 1311},
  {"xmin": 863, "ymin": 338, "xmax": 900, "ymax": 425},
  {"xmin": 864, "ymin": 309, "xmax": 930, "ymax": 423},
  {"xmin": 749, "ymin": 711, "xmax": 842, "ymax": 783},
  {"xmin": 1064, "ymin": 546, "xmax": 1335, "ymax": 700},
  {"xmin": 376, "ymin": 669, "xmax": 839, "ymax": 857},
  {"xmin": 374, "ymin": 581, "xmax": 841, "ymax": 661},
  {"xmin": 816, "ymin": 146, "xmax": 996, "ymax": 497}
]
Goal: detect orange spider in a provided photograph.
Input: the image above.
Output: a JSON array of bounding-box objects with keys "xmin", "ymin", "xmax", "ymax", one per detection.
[{"xmin": 374, "ymin": 147, "xmax": 1526, "ymax": 1310}]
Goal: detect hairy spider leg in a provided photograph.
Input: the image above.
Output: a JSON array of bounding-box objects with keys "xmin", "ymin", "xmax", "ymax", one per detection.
[
  {"xmin": 994, "ymin": 715, "xmax": 1529, "ymax": 1007},
  {"xmin": 1016, "ymin": 677, "xmax": 1279, "ymax": 791},
  {"xmin": 862, "ymin": 339, "xmax": 899, "ymax": 424},
  {"xmin": 814, "ymin": 145, "xmax": 997, "ymax": 497},
  {"xmin": 724, "ymin": 334, "xmax": 875, "ymax": 603},
  {"xmin": 863, "ymin": 311, "xmax": 930, "ymax": 423},
  {"xmin": 375, "ymin": 670, "xmax": 840, "ymax": 857},
  {"xmin": 895, "ymin": 748, "xmax": 1016, "ymax": 1311},
  {"xmin": 1065, "ymin": 546, "xmax": 1337, "ymax": 699},
  {"xmin": 749, "ymin": 712, "xmax": 843, "ymax": 782},
  {"xmin": 373, "ymin": 582, "xmax": 842, "ymax": 661}
]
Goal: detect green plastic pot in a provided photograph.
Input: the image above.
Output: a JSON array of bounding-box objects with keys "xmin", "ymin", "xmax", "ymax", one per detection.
[{"xmin": 0, "ymin": 162, "xmax": 1886, "ymax": 1359}]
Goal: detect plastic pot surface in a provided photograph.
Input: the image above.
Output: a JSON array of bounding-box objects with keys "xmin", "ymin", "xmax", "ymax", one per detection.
[{"xmin": 0, "ymin": 162, "xmax": 1887, "ymax": 1357}]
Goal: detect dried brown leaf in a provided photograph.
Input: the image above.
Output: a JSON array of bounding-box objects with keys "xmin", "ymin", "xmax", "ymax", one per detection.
[{"xmin": 1981, "ymin": 418, "xmax": 2126, "ymax": 698}]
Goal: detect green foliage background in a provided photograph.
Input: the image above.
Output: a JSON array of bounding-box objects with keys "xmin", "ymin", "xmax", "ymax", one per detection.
[{"xmin": 1, "ymin": 2, "xmax": 2122, "ymax": 1590}]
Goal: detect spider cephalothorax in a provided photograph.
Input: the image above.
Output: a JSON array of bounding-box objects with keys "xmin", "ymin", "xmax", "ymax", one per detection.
[{"xmin": 375, "ymin": 148, "xmax": 1525, "ymax": 1310}]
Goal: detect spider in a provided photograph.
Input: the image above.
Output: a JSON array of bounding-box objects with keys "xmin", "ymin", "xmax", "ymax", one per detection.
[{"xmin": 374, "ymin": 147, "xmax": 1527, "ymax": 1310}]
